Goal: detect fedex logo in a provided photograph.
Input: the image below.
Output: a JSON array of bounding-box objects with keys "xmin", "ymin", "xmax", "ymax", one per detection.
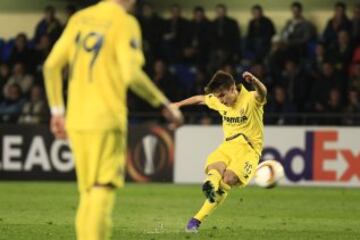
[{"xmin": 262, "ymin": 131, "xmax": 360, "ymax": 182}]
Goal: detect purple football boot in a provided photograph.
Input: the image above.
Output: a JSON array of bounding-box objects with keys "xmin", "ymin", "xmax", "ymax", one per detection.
[{"xmin": 185, "ymin": 218, "xmax": 201, "ymax": 233}]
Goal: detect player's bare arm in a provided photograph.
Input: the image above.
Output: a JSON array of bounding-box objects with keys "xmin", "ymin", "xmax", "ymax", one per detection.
[
  {"xmin": 242, "ymin": 71, "xmax": 267, "ymax": 103},
  {"xmin": 172, "ymin": 95, "xmax": 206, "ymax": 108}
]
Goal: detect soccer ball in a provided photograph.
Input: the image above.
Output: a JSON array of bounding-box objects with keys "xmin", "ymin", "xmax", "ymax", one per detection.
[{"xmin": 254, "ymin": 160, "xmax": 284, "ymax": 188}]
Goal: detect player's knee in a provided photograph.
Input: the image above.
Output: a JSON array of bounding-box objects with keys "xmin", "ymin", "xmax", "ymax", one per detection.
[
  {"xmin": 223, "ymin": 173, "xmax": 239, "ymax": 186},
  {"xmin": 206, "ymin": 162, "xmax": 226, "ymax": 175}
]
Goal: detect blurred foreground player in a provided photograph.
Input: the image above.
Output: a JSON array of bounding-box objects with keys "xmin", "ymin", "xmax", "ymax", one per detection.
[
  {"xmin": 43, "ymin": 0, "xmax": 183, "ymax": 239},
  {"xmin": 172, "ymin": 71, "xmax": 266, "ymax": 232}
]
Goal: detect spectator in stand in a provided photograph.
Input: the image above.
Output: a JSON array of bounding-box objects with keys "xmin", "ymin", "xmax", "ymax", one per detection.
[
  {"xmin": 323, "ymin": 88, "xmax": 343, "ymax": 125},
  {"xmin": 33, "ymin": 5, "xmax": 63, "ymax": 45},
  {"xmin": 183, "ymin": 6, "xmax": 211, "ymax": 66},
  {"xmin": 138, "ymin": 2, "xmax": 165, "ymax": 67},
  {"xmin": 34, "ymin": 34, "xmax": 51, "ymax": 71},
  {"xmin": 250, "ymin": 62, "xmax": 274, "ymax": 92},
  {"xmin": 3, "ymin": 62, "xmax": 33, "ymax": 97},
  {"xmin": 265, "ymin": 85, "xmax": 297, "ymax": 125},
  {"xmin": 151, "ymin": 59, "xmax": 182, "ymax": 101},
  {"xmin": 307, "ymin": 42, "xmax": 330, "ymax": 80},
  {"xmin": 351, "ymin": 4, "xmax": 360, "ymax": 45},
  {"xmin": 209, "ymin": 4, "xmax": 241, "ymax": 70},
  {"xmin": 189, "ymin": 67, "xmax": 207, "ymax": 96},
  {"xmin": 163, "ymin": 4, "xmax": 189, "ymax": 63},
  {"xmin": 246, "ymin": 5, "xmax": 276, "ymax": 61},
  {"xmin": 277, "ymin": 59, "xmax": 309, "ymax": 111},
  {"xmin": 18, "ymin": 85, "xmax": 48, "ymax": 124},
  {"xmin": 328, "ymin": 30, "xmax": 354, "ymax": 75},
  {"xmin": 265, "ymin": 35, "xmax": 295, "ymax": 81},
  {"xmin": 0, "ymin": 63, "xmax": 10, "ymax": 100},
  {"xmin": 128, "ymin": 59, "xmax": 181, "ymax": 114},
  {"xmin": 343, "ymin": 88, "xmax": 360, "ymax": 125},
  {"xmin": 353, "ymin": 45, "xmax": 360, "ymax": 63},
  {"xmin": 0, "ymin": 83, "xmax": 25, "ymax": 123},
  {"xmin": 350, "ymin": 61, "xmax": 360, "ymax": 92},
  {"xmin": 281, "ymin": 2, "xmax": 316, "ymax": 58},
  {"xmin": 8, "ymin": 33, "xmax": 33, "ymax": 70},
  {"xmin": 221, "ymin": 63, "xmax": 237, "ymax": 76},
  {"xmin": 309, "ymin": 61, "xmax": 342, "ymax": 113},
  {"xmin": 186, "ymin": 68, "xmax": 212, "ymax": 123},
  {"xmin": 323, "ymin": 2, "xmax": 352, "ymax": 47}
]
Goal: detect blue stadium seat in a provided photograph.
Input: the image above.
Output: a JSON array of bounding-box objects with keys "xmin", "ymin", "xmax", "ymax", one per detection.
[
  {"xmin": 1, "ymin": 39, "xmax": 15, "ymax": 62},
  {"xmin": 307, "ymin": 39, "xmax": 318, "ymax": 59},
  {"xmin": 170, "ymin": 64, "xmax": 196, "ymax": 89},
  {"xmin": 0, "ymin": 38, "xmax": 4, "ymax": 61}
]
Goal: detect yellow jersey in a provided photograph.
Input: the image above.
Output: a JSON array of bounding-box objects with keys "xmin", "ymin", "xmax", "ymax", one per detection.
[
  {"xmin": 205, "ymin": 85, "xmax": 265, "ymax": 153},
  {"xmin": 43, "ymin": 1, "xmax": 167, "ymax": 131}
]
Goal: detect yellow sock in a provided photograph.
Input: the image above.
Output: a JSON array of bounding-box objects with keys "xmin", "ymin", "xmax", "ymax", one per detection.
[
  {"xmin": 205, "ymin": 169, "xmax": 222, "ymax": 191},
  {"xmin": 76, "ymin": 192, "xmax": 90, "ymax": 240},
  {"xmin": 87, "ymin": 187, "xmax": 116, "ymax": 240},
  {"xmin": 194, "ymin": 188, "xmax": 229, "ymax": 222}
]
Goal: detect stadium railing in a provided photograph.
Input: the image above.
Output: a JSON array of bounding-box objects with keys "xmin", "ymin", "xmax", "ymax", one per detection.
[{"xmin": 0, "ymin": 112, "xmax": 359, "ymax": 126}]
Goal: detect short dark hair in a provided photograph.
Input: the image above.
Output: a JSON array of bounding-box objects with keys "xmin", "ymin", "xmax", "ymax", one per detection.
[
  {"xmin": 291, "ymin": 2, "xmax": 303, "ymax": 11},
  {"xmin": 252, "ymin": 4, "xmax": 263, "ymax": 12},
  {"xmin": 194, "ymin": 6, "xmax": 204, "ymax": 13},
  {"xmin": 45, "ymin": 5, "xmax": 55, "ymax": 14},
  {"xmin": 335, "ymin": 1, "xmax": 346, "ymax": 10},
  {"xmin": 216, "ymin": 4, "xmax": 227, "ymax": 11},
  {"xmin": 204, "ymin": 70, "xmax": 235, "ymax": 94}
]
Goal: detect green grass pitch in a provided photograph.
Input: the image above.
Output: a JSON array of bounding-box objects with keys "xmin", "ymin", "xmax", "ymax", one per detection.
[{"xmin": 0, "ymin": 182, "xmax": 359, "ymax": 240}]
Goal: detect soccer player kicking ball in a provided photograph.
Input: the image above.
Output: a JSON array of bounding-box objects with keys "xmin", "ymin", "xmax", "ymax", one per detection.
[{"xmin": 172, "ymin": 70, "xmax": 267, "ymax": 232}]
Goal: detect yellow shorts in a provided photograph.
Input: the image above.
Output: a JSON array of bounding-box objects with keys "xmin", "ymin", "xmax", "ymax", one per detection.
[
  {"xmin": 68, "ymin": 130, "xmax": 125, "ymax": 193},
  {"xmin": 205, "ymin": 137, "xmax": 260, "ymax": 187}
]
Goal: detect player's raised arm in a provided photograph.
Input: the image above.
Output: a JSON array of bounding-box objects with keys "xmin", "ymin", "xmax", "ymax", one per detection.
[
  {"xmin": 242, "ymin": 71, "xmax": 267, "ymax": 104},
  {"xmin": 173, "ymin": 95, "xmax": 206, "ymax": 108}
]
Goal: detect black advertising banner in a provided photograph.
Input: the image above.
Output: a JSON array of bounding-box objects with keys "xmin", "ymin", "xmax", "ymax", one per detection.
[
  {"xmin": 0, "ymin": 125, "xmax": 75, "ymax": 180},
  {"xmin": 126, "ymin": 125, "xmax": 174, "ymax": 182},
  {"xmin": 0, "ymin": 124, "xmax": 174, "ymax": 182}
]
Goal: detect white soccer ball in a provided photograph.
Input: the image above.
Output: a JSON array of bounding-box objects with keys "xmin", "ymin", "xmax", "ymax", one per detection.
[{"xmin": 254, "ymin": 160, "xmax": 285, "ymax": 188}]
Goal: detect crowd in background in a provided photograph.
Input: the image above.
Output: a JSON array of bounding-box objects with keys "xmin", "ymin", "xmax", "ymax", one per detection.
[
  {"xmin": 0, "ymin": 2, "xmax": 360, "ymax": 125},
  {"xmin": 0, "ymin": 5, "xmax": 75, "ymax": 124}
]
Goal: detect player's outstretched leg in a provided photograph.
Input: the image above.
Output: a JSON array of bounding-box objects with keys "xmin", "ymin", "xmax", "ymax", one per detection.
[
  {"xmin": 186, "ymin": 169, "xmax": 239, "ymax": 233},
  {"xmin": 186, "ymin": 181, "xmax": 230, "ymax": 233}
]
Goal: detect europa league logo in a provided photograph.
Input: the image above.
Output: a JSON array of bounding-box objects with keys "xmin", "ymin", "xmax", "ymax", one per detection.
[
  {"xmin": 143, "ymin": 135, "xmax": 157, "ymax": 175},
  {"xmin": 127, "ymin": 125, "xmax": 174, "ymax": 182}
]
